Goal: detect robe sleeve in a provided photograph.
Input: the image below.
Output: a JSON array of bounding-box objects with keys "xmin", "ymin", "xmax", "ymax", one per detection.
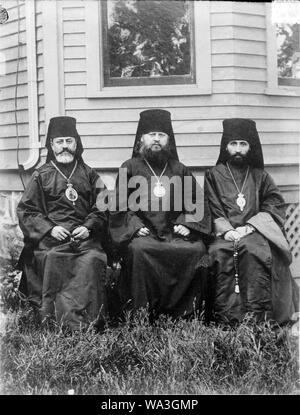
[
  {"xmin": 245, "ymin": 171, "xmax": 291, "ymax": 263},
  {"xmin": 82, "ymin": 169, "xmax": 108, "ymax": 234},
  {"xmin": 247, "ymin": 211, "xmax": 292, "ymax": 264},
  {"xmin": 109, "ymin": 161, "xmax": 144, "ymax": 249},
  {"xmin": 17, "ymin": 171, "xmax": 55, "ymax": 245},
  {"xmin": 249, "ymin": 170, "xmax": 287, "ymax": 230},
  {"xmin": 174, "ymin": 166, "xmax": 211, "ymax": 235},
  {"xmin": 204, "ymin": 169, "xmax": 233, "ymax": 236}
]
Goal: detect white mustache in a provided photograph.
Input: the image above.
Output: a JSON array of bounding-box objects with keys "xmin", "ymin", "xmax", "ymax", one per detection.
[{"xmin": 58, "ymin": 149, "xmax": 75, "ymax": 155}]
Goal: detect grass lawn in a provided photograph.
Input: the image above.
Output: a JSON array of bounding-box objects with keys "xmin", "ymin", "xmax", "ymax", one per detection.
[{"xmin": 0, "ymin": 304, "xmax": 299, "ymax": 395}]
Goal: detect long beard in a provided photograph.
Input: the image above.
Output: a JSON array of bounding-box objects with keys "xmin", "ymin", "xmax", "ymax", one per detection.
[{"xmin": 140, "ymin": 145, "xmax": 172, "ymax": 167}]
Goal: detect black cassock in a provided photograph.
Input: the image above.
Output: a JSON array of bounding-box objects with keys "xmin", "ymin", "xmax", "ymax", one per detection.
[
  {"xmin": 17, "ymin": 161, "xmax": 109, "ymax": 330},
  {"xmin": 109, "ymin": 157, "xmax": 211, "ymax": 319},
  {"xmin": 205, "ymin": 163, "xmax": 299, "ymax": 325}
]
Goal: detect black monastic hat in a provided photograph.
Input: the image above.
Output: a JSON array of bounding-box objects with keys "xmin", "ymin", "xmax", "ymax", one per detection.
[
  {"xmin": 132, "ymin": 109, "xmax": 179, "ymax": 160},
  {"xmin": 45, "ymin": 116, "xmax": 84, "ymax": 162},
  {"xmin": 216, "ymin": 118, "xmax": 264, "ymax": 168}
]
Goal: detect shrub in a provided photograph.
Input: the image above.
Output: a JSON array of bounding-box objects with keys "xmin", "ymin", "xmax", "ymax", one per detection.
[{"xmin": 0, "ymin": 264, "xmax": 23, "ymax": 313}]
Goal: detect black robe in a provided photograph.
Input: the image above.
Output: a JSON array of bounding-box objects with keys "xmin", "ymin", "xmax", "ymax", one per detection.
[
  {"xmin": 17, "ymin": 160, "xmax": 109, "ymax": 330},
  {"xmin": 109, "ymin": 157, "xmax": 211, "ymax": 319},
  {"xmin": 205, "ymin": 163, "xmax": 299, "ymax": 325}
]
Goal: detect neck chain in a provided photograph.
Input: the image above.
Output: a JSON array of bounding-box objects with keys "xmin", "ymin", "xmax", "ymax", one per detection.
[
  {"xmin": 51, "ymin": 160, "xmax": 78, "ymax": 205},
  {"xmin": 226, "ymin": 162, "xmax": 249, "ymax": 212},
  {"xmin": 144, "ymin": 158, "xmax": 168, "ymax": 198}
]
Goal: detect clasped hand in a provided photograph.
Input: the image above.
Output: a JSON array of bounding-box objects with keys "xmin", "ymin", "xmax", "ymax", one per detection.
[
  {"xmin": 51, "ymin": 225, "xmax": 89, "ymax": 241},
  {"xmin": 174, "ymin": 224, "xmax": 190, "ymax": 237},
  {"xmin": 136, "ymin": 224, "xmax": 190, "ymax": 237},
  {"xmin": 224, "ymin": 225, "xmax": 254, "ymax": 241}
]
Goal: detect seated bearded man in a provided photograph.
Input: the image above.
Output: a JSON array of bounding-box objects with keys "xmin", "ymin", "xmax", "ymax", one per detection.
[
  {"xmin": 204, "ymin": 118, "xmax": 299, "ymax": 326},
  {"xmin": 17, "ymin": 116, "xmax": 110, "ymax": 330},
  {"xmin": 109, "ymin": 109, "xmax": 211, "ymax": 320}
]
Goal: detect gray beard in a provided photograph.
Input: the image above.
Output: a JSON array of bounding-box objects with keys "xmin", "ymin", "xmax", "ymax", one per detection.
[{"xmin": 54, "ymin": 151, "xmax": 75, "ymax": 164}]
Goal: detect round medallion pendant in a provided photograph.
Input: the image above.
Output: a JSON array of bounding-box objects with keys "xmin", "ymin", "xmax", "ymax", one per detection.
[
  {"xmin": 65, "ymin": 183, "xmax": 78, "ymax": 203},
  {"xmin": 153, "ymin": 182, "xmax": 166, "ymax": 198}
]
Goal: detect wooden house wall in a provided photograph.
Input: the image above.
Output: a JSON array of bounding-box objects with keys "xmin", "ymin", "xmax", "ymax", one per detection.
[
  {"xmin": 55, "ymin": 1, "xmax": 298, "ymax": 202},
  {"xmin": 0, "ymin": 1, "xmax": 29, "ymax": 172},
  {"xmin": 0, "ymin": 0, "xmax": 43, "ymax": 190},
  {"xmin": 0, "ymin": 1, "xmax": 299, "ymax": 203},
  {"xmin": 0, "ymin": 1, "xmax": 299, "ymax": 279}
]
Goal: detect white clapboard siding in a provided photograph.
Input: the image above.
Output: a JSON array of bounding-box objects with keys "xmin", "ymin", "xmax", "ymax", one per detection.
[
  {"xmin": 0, "ymin": 44, "xmax": 27, "ymax": 62},
  {"xmin": 1, "ymin": 56, "xmax": 27, "ymax": 75},
  {"xmin": 65, "ymin": 93, "xmax": 300, "ymax": 110},
  {"xmin": 65, "ymin": 106, "xmax": 300, "ymax": 123},
  {"xmin": 36, "ymin": 39, "xmax": 43, "ymax": 55},
  {"xmin": 0, "ymin": 109, "xmax": 28, "ymax": 126},
  {"xmin": 0, "ymin": 149, "xmax": 30, "ymax": 169},
  {"xmin": 65, "ymin": 58, "xmax": 86, "ymax": 72},
  {"xmin": 235, "ymin": 94, "xmax": 300, "ymax": 107},
  {"xmin": 0, "ymin": 123, "xmax": 29, "ymax": 138},
  {"xmin": 266, "ymin": 166, "xmax": 299, "ymax": 187},
  {"xmin": 64, "ymin": 33, "xmax": 85, "ymax": 46},
  {"xmin": 0, "ymin": 16, "xmax": 26, "ymax": 35},
  {"xmin": 210, "ymin": 2, "xmax": 265, "ymax": 15},
  {"xmin": 35, "ymin": 7, "xmax": 44, "ymax": 145},
  {"xmin": 62, "ymin": 6, "xmax": 83, "ymax": 20},
  {"xmin": 63, "ymin": 21, "xmax": 85, "ymax": 34},
  {"xmin": 0, "ymin": 97, "xmax": 28, "ymax": 112},
  {"xmin": 64, "ymin": 46, "xmax": 86, "ymax": 60},
  {"xmin": 38, "ymin": 108, "xmax": 45, "ymax": 123},
  {"xmin": 212, "ymin": 54, "xmax": 266, "ymax": 69},
  {"xmin": 212, "ymin": 67, "xmax": 266, "ymax": 82},
  {"xmin": 0, "ymin": 0, "xmax": 299, "ymax": 211},
  {"xmin": 37, "ymin": 80, "xmax": 44, "ymax": 96},
  {"xmin": 58, "ymin": 1, "xmax": 299, "ymax": 207},
  {"xmin": 1, "ymin": 83, "xmax": 28, "ymax": 101},
  {"xmin": 212, "ymin": 26, "xmax": 265, "ymax": 42},
  {"xmin": 0, "ymin": 30, "xmax": 26, "ymax": 50},
  {"xmin": 212, "ymin": 39, "xmax": 266, "ymax": 55},
  {"xmin": 0, "ymin": 136, "xmax": 28, "ymax": 150},
  {"xmin": 211, "ymin": 13, "xmax": 265, "ymax": 29},
  {"xmin": 0, "ymin": 0, "xmax": 29, "ymax": 172},
  {"xmin": 78, "ymin": 132, "xmax": 299, "ymax": 149},
  {"xmin": 0, "ymin": 1, "xmax": 43, "ymax": 174},
  {"xmin": 0, "ymin": 70, "xmax": 27, "ymax": 88},
  {"xmin": 37, "ymin": 49, "xmax": 43, "ymax": 67}
]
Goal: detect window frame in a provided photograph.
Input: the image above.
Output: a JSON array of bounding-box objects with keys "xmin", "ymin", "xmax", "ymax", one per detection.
[
  {"xmin": 265, "ymin": 3, "xmax": 300, "ymax": 96},
  {"xmin": 86, "ymin": 0, "xmax": 211, "ymax": 98},
  {"xmin": 101, "ymin": 0, "xmax": 196, "ymax": 87}
]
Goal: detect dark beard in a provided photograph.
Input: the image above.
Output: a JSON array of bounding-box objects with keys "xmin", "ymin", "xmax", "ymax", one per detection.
[
  {"xmin": 228, "ymin": 154, "xmax": 249, "ymax": 168},
  {"xmin": 140, "ymin": 145, "xmax": 172, "ymax": 167}
]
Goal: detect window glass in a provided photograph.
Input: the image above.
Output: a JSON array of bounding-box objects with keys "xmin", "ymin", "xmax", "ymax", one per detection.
[
  {"xmin": 277, "ymin": 23, "xmax": 300, "ymax": 86},
  {"xmin": 102, "ymin": 0, "xmax": 195, "ymax": 86}
]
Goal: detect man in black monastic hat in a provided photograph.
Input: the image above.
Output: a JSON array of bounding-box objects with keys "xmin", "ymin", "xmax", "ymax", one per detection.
[
  {"xmin": 205, "ymin": 118, "xmax": 299, "ymax": 325},
  {"xmin": 17, "ymin": 116, "xmax": 110, "ymax": 330},
  {"xmin": 109, "ymin": 109, "xmax": 211, "ymax": 319}
]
